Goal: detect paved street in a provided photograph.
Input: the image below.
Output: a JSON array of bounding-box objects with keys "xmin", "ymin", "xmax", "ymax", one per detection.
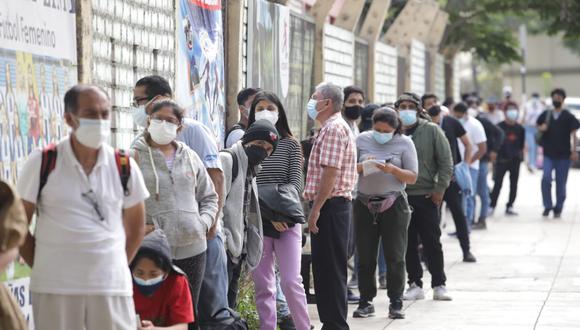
[{"xmin": 309, "ymin": 167, "xmax": 580, "ymax": 330}]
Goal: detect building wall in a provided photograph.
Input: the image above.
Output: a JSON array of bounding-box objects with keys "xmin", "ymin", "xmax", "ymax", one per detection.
[
  {"xmin": 374, "ymin": 42, "xmax": 398, "ymax": 104},
  {"xmin": 91, "ymin": 0, "xmax": 175, "ymax": 149},
  {"xmin": 323, "ymin": 24, "xmax": 354, "ymax": 88},
  {"xmin": 409, "ymin": 39, "xmax": 426, "ymax": 96}
]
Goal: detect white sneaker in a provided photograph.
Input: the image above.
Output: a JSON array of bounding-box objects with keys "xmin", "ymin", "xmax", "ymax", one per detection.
[
  {"xmin": 433, "ymin": 285, "xmax": 452, "ymax": 301},
  {"xmin": 403, "ymin": 283, "xmax": 425, "ymax": 301}
]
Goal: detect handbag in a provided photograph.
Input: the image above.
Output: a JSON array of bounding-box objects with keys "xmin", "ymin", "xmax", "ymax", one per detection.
[{"xmin": 359, "ymin": 192, "xmax": 401, "ymax": 224}]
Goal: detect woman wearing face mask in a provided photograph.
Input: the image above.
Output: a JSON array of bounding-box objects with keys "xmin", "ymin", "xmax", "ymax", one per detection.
[
  {"xmin": 247, "ymin": 91, "xmax": 311, "ymax": 330},
  {"xmin": 352, "ymin": 108, "xmax": 418, "ymax": 320},
  {"xmin": 131, "ymin": 230, "xmax": 194, "ymax": 330},
  {"xmin": 132, "ymin": 100, "xmax": 219, "ymax": 328},
  {"xmin": 220, "ymin": 120, "xmax": 280, "ymax": 309}
]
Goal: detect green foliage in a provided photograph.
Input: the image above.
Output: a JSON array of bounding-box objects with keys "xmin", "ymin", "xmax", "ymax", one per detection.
[{"xmin": 236, "ymin": 271, "xmax": 260, "ymax": 329}]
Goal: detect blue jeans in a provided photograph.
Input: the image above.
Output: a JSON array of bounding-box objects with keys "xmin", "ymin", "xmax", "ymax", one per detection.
[
  {"xmin": 477, "ymin": 161, "xmax": 490, "ymax": 220},
  {"xmin": 464, "ymin": 167, "xmax": 479, "ymax": 226},
  {"xmin": 525, "ymin": 125, "xmax": 538, "ymax": 169},
  {"xmin": 198, "ymin": 236, "xmax": 230, "ymax": 322},
  {"xmin": 541, "ymin": 157, "xmax": 571, "ymax": 213}
]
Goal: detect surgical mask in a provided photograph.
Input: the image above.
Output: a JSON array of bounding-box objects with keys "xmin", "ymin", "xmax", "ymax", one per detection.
[
  {"xmin": 74, "ymin": 118, "xmax": 111, "ymax": 149},
  {"xmin": 245, "ymin": 145, "xmax": 268, "ymax": 166},
  {"xmin": 148, "ymin": 119, "xmax": 178, "ymax": 145},
  {"xmin": 373, "ymin": 131, "xmax": 393, "ymax": 144},
  {"xmin": 132, "ymin": 105, "xmax": 149, "ymax": 128},
  {"xmin": 506, "ymin": 109, "xmax": 519, "ymax": 121},
  {"xmin": 552, "ymin": 100, "xmax": 562, "ymax": 109},
  {"xmin": 307, "ymin": 99, "xmax": 319, "ymax": 121},
  {"xmin": 344, "ymin": 105, "xmax": 362, "ymax": 120},
  {"xmin": 133, "ymin": 274, "xmax": 165, "ymax": 296},
  {"xmin": 255, "ymin": 110, "xmax": 279, "ymax": 126},
  {"xmin": 399, "ymin": 110, "xmax": 417, "ymax": 126}
]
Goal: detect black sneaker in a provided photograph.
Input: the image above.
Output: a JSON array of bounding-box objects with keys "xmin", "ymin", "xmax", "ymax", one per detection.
[
  {"xmin": 347, "ymin": 289, "xmax": 359, "ymax": 304},
  {"xmin": 463, "ymin": 251, "xmax": 477, "ymax": 263},
  {"xmin": 554, "ymin": 212, "xmax": 562, "ymax": 219},
  {"xmin": 353, "ymin": 302, "xmax": 375, "ymax": 318},
  {"xmin": 278, "ymin": 315, "xmax": 296, "ymax": 330},
  {"xmin": 388, "ymin": 300, "xmax": 405, "ymax": 319},
  {"xmin": 472, "ymin": 220, "xmax": 487, "ymax": 230},
  {"xmin": 543, "ymin": 209, "xmax": 551, "ymax": 217},
  {"xmin": 505, "ymin": 207, "xmax": 518, "ymax": 216}
]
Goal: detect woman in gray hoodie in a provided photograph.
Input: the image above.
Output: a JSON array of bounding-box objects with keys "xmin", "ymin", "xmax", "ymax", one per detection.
[{"xmin": 131, "ymin": 100, "xmax": 218, "ymax": 325}]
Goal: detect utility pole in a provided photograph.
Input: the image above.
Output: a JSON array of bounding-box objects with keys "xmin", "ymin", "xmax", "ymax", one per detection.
[{"xmin": 519, "ymin": 24, "xmax": 527, "ymax": 104}]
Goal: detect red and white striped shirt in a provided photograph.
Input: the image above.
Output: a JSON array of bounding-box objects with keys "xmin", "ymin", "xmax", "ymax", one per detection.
[{"xmin": 304, "ymin": 113, "xmax": 357, "ymax": 201}]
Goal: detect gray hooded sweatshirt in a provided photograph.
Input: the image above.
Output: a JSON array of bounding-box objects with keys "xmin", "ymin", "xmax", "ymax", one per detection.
[{"xmin": 133, "ymin": 137, "xmax": 218, "ymax": 260}]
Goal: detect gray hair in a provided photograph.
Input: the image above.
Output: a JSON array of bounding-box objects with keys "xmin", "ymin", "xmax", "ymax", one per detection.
[{"xmin": 316, "ymin": 82, "xmax": 343, "ymax": 113}]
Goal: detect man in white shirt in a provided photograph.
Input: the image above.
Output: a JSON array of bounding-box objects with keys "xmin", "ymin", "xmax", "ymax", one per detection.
[
  {"xmin": 17, "ymin": 85, "xmax": 149, "ymax": 330},
  {"xmin": 452, "ymin": 102, "xmax": 487, "ymax": 228}
]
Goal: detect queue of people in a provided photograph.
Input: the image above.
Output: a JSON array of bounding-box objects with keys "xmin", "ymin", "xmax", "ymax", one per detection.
[{"xmin": 1, "ymin": 76, "xmax": 578, "ymax": 330}]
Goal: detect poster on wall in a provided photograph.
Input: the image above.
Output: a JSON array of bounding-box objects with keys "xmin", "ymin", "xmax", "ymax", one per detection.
[
  {"xmin": 176, "ymin": 0, "xmax": 226, "ymax": 146},
  {"xmin": 247, "ymin": 0, "xmax": 290, "ymax": 100},
  {"xmin": 0, "ymin": 1, "xmax": 77, "ymax": 328}
]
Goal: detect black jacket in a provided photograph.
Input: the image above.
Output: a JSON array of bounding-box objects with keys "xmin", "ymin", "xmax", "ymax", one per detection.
[
  {"xmin": 476, "ymin": 115, "xmax": 505, "ymax": 162},
  {"xmin": 258, "ymin": 183, "xmax": 305, "ymax": 239}
]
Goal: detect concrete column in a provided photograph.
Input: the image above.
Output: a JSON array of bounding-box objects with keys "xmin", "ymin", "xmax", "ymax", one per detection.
[
  {"xmin": 225, "ymin": 0, "xmax": 245, "ymax": 130},
  {"xmin": 334, "ymin": 0, "xmax": 365, "ymax": 32},
  {"xmin": 425, "ymin": 10, "xmax": 448, "ymax": 93},
  {"xmin": 309, "ymin": 0, "xmax": 335, "ymax": 85},
  {"xmin": 76, "ymin": 0, "xmax": 92, "ymax": 83}
]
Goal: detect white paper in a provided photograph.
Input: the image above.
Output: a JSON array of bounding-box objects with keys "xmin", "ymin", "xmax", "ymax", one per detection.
[{"xmin": 362, "ymin": 160, "xmax": 383, "ymax": 176}]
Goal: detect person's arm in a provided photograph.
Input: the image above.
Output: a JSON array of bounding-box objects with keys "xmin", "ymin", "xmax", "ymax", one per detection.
[
  {"xmin": 123, "ymin": 201, "xmax": 146, "ymax": 262},
  {"xmin": 193, "ymin": 155, "xmax": 219, "ymax": 234},
  {"xmin": 571, "ymin": 129, "xmax": 578, "ymax": 162},
  {"xmin": 308, "ymin": 166, "xmax": 338, "ymax": 234},
  {"xmin": 472, "ymin": 142, "xmax": 487, "ymax": 162},
  {"xmin": 288, "ymin": 139, "xmax": 304, "ymax": 193},
  {"xmin": 206, "ymin": 168, "xmax": 224, "ymax": 239},
  {"xmin": 459, "ymin": 134, "xmax": 473, "ymax": 164},
  {"xmin": 18, "ymin": 200, "xmax": 35, "ymax": 266},
  {"xmin": 537, "ymin": 111, "xmax": 548, "ymax": 132},
  {"xmin": 433, "ymin": 127, "xmax": 454, "ymax": 205}
]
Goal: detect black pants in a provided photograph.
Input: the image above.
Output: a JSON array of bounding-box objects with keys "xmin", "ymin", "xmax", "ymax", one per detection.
[
  {"xmin": 443, "ymin": 181, "xmax": 470, "ymax": 253},
  {"xmin": 226, "ymin": 255, "xmax": 243, "ymax": 308},
  {"xmin": 490, "ymin": 159, "xmax": 521, "ymax": 208},
  {"xmin": 354, "ymin": 196, "xmax": 411, "ymax": 304},
  {"xmin": 301, "ymin": 254, "xmax": 313, "ymax": 295},
  {"xmin": 174, "ymin": 252, "xmax": 207, "ymax": 330},
  {"xmin": 311, "ymin": 197, "xmax": 351, "ymax": 330},
  {"xmin": 406, "ymin": 195, "xmax": 447, "ymax": 288}
]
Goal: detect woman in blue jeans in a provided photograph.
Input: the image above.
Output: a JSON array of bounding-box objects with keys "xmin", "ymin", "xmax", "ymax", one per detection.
[{"xmin": 522, "ymin": 93, "xmax": 545, "ymax": 171}]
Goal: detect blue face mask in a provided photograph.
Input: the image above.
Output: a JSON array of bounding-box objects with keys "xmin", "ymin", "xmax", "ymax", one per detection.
[
  {"xmin": 399, "ymin": 110, "xmax": 417, "ymax": 126},
  {"xmin": 133, "ymin": 274, "xmax": 165, "ymax": 296},
  {"xmin": 373, "ymin": 130, "xmax": 394, "ymax": 144},
  {"xmin": 506, "ymin": 109, "xmax": 519, "ymax": 121},
  {"xmin": 307, "ymin": 99, "xmax": 319, "ymax": 121}
]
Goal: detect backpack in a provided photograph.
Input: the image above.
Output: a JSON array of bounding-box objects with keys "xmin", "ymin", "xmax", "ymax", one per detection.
[
  {"xmin": 224, "ymin": 123, "xmax": 245, "ymax": 148},
  {"xmin": 220, "ymin": 149, "xmax": 239, "ymax": 184},
  {"xmin": 37, "ymin": 144, "xmax": 131, "ymax": 199},
  {"xmin": 199, "ymin": 308, "xmax": 249, "ymax": 330}
]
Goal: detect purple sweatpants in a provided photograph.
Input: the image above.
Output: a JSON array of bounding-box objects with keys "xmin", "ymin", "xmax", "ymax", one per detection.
[{"xmin": 251, "ymin": 225, "xmax": 311, "ymax": 330}]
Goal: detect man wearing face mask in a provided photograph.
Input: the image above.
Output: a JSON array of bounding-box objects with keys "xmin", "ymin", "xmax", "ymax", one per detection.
[
  {"xmin": 395, "ymin": 92, "xmax": 454, "ymax": 302},
  {"xmin": 536, "ymin": 88, "xmax": 580, "ymax": 218},
  {"xmin": 490, "ymin": 106, "xmax": 525, "ymax": 216},
  {"xmin": 225, "ymin": 88, "xmax": 262, "ymax": 148},
  {"xmin": 220, "ymin": 120, "xmax": 279, "ymax": 308},
  {"xmin": 17, "ymin": 85, "xmax": 150, "ymax": 330},
  {"xmin": 304, "ymin": 82, "xmax": 357, "ymax": 330}
]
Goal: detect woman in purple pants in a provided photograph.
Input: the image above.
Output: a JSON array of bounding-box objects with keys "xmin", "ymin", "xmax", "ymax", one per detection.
[{"xmin": 249, "ymin": 91, "xmax": 311, "ymax": 330}]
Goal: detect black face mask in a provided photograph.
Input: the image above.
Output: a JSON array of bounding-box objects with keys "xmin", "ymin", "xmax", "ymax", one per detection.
[
  {"xmin": 344, "ymin": 105, "xmax": 363, "ymax": 120},
  {"xmin": 245, "ymin": 145, "xmax": 268, "ymax": 166},
  {"xmin": 552, "ymin": 100, "xmax": 562, "ymax": 109}
]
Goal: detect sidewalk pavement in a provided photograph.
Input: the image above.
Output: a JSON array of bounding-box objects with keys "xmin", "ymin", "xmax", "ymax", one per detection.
[{"xmin": 308, "ymin": 167, "xmax": 580, "ymax": 330}]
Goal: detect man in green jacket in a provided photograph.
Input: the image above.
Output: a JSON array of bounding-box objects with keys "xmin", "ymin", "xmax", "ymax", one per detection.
[{"xmin": 395, "ymin": 92, "xmax": 454, "ymax": 301}]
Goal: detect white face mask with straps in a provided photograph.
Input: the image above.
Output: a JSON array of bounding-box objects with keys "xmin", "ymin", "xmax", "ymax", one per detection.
[
  {"xmin": 148, "ymin": 119, "xmax": 178, "ymax": 145},
  {"xmin": 74, "ymin": 118, "xmax": 111, "ymax": 149},
  {"xmin": 255, "ymin": 110, "xmax": 279, "ymax": 126}
]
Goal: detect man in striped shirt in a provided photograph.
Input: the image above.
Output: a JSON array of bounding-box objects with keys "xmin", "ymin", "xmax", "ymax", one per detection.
[{"xmin": 304, "ymin": 82, "xmax": 357, "ymax": 330}]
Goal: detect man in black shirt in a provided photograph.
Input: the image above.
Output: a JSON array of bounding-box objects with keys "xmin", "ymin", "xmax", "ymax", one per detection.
[
  {"xmin": 536, "ymin": 88, "xmax": 580, "ymax": 218},
  {"xmin": 427, "ymin": 105, "xmax": 476, "ymax": 262},
  {"xmin": 490, "ymin": 105, "xmax": 525, "ymax": 216}
]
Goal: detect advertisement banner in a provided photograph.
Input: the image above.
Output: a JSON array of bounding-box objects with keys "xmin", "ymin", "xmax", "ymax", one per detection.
[
  {"xmin": 176, "ymin": 0, "xmax": 226, "ymax": 146},
  {"xmin": 248, "ymin": 0, "xmax": 291, "ymax": 100},
  {"xmin": 0, "ymin": 1, "xmax": 77, "ymax": 328}
]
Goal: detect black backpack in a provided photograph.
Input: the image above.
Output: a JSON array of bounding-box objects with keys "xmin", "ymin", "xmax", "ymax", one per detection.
[
  {"xmin": 199, "ymin": 308, "xmax": 249, "ymax": 330},
  {"xmin": 220, "ymin": 149, "xmax": 239, "ymax": 184}
]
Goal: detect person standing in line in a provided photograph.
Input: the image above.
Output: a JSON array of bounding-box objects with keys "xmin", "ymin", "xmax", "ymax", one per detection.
[
  {"xmin": 489, "ymin": 105, "xmax": 525, "ymax": 216},
  {"xmin": 482, "ymin": 101, "xmax": 505, "ymax": 125},
  {"xmin": 247, "ymin": 91, "xmax": 311, "ymax": 330},
  {"xmin": 537, "ymin": 88, "xmax": 579, "ymax": 218},
  {"xmin": 18, "ymin": 85, "xmax": 149, "ymax": 330},
  {"xmin": 426, "ymin": 105, "xmax": 477, "ymax": 263},
  {"xmin": 395, "ymin": 92, "xmax": 454, "ymax": 302},
  {"xmin": 451, "ymin": 102, "xmax": 488, "ymax": 229},
  {"xmin": 225, "ymin": 88, "xmax": 262, "ymax": 148},
  {"xmin": 521, "ymin": 92, "xmax": 545, "ymax": 172},
  {"xmin": 132, "ymin": 100, "xmax": 219, "ymax": 329},
  {"xmin": 304, "ymin": 82, "xmax": 357, "ymax": 330},
  {"xmin": 352, "ymin": 108, "xmax": 417, "ymax": 319}
]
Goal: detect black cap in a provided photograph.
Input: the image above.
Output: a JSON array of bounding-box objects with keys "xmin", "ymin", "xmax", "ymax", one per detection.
[{"xmin": 241, "ymin": 119, "xmax": 279, "ymax": 151}]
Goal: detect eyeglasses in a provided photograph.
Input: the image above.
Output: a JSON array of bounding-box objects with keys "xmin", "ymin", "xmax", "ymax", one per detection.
[
  {"xmin": 81, "ymin": 190, "xmax": 105, "ymax": 222},
  {"xmin": 131, "ymin": 97, "xmax": 150, "ymax": 108},
  {"xmin": 151, "ymin": 118, "xmax": 181, "ymax": 126}
]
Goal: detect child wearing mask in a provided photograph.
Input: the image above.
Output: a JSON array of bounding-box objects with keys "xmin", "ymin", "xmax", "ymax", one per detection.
[{"xmin": 132, "ymin": 230, "xmax": 194, "ymax": 330}]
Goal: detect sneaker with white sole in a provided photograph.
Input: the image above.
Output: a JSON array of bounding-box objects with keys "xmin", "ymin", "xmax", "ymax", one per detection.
[
  {"xmin": 402, "ymin": 283, "xmax": 425, "ymax": 301},
  {"xmin": 433, "ymin": 285, "xmax": 452, "ymax": 301}
]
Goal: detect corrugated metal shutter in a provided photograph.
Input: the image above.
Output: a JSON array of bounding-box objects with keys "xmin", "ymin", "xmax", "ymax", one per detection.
[
  {"xmin": 409, "ymin": 39, "xmax": 426, "ymax": 96},
  {"xmin": 374, "ymin": 42, "xmax": 398, "ymax": 104},
  {"xmin": 323, "ymin": 24, "xmax": 354, "ymax": 88}
]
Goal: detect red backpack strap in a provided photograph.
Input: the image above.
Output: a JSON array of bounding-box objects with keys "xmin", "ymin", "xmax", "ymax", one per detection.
[
  {"xmin": 115, "ymin": 149, "xmax": 131, "ymax": 196},
  {"xmin": 38, "ymin": 144, "xmax": 58, "ymax": 200}
]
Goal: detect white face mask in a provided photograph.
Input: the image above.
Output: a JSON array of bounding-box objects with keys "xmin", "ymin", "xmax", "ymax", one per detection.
[
  {"xmin": 74, "ymin": 118, "xmax": 111, "ymax": 149},
  {"xmin": 148, "ymin": 119, "xmax": 178, "ymax": 145},
  {"xmin": 254, "ymin": 110, "xmax": 279, "ymax": 126},
  {"xmin": 132, "ymin": 105, "xmax": 149, "ymax": 128}
]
